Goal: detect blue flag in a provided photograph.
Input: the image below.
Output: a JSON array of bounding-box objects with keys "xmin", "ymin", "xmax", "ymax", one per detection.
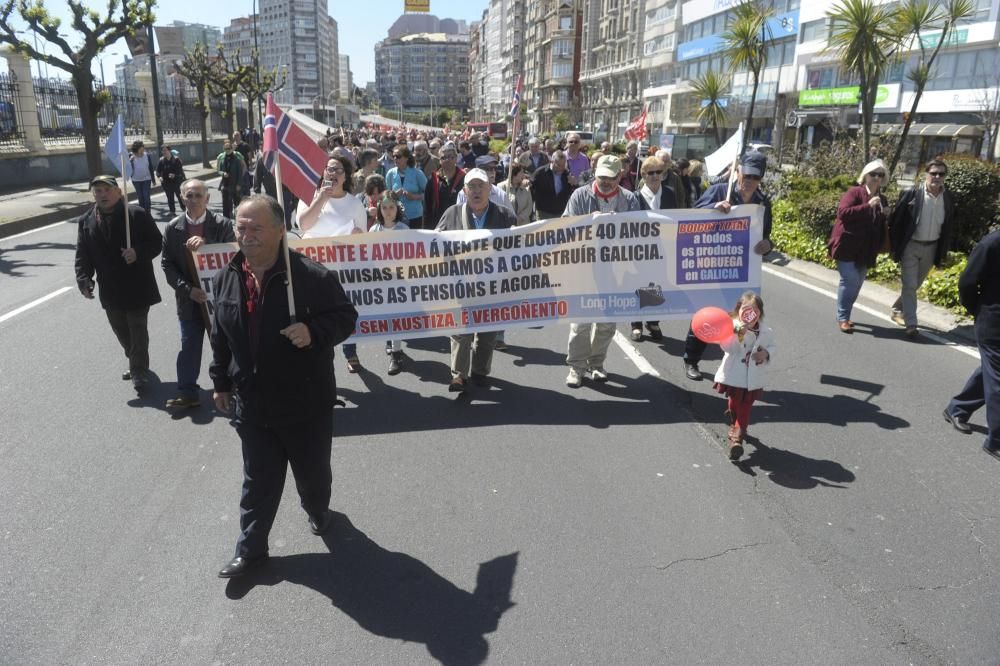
[{"xmin": 105, "ymin": 114, "xmax": 133, "ymax": 179}]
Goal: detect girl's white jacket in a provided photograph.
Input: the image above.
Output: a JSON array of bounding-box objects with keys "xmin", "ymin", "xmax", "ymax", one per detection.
[{"xmin": 713, "ymin": 323, "xmax": 776, "ymax": 391}]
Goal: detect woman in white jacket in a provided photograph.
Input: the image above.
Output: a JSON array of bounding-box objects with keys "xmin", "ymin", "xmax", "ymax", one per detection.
[{"xmin": 713, "ymin": 292, "xmax": 775, "ymax": 461}]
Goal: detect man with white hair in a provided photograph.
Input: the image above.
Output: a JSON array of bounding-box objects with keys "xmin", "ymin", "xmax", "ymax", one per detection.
[
  {"xmin": 525, "ymin": 137, "xmax": 549, "ymax": 175},
  {"xmin": 413, "ymin": 140, "xmax": 440, "ymax": 181}
]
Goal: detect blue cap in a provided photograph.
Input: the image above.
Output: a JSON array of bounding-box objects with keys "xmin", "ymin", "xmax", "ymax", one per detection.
[
  {"xmin": 475, "ymin": 154, "xmax": 498, "ymax": 168},
  {"xmin": 741, "ymin": 151, "xmax": 766, "ymax": 177}
]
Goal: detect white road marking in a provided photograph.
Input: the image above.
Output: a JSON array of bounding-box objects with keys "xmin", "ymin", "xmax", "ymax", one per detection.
[
  {"xmin": 762, "ymin": 264, "xmax": 980, "ymax": 360},
  {"xmin": 613, "ymin": 330, "xmax": 661, "ymax": 377},
  {"xmin": 0, "ymin": 286, "xmax": 73, "ymax": 324}
]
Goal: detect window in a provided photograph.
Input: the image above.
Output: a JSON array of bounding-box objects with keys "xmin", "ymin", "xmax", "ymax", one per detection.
[
  {"xmin": 647, "ymin": 4, "xmax": 675, "ymax": 25},
  {"xmin": 552, "ymin": 62, "xmax": 573, "ymax": 78},
  {"xmin": 800, "ymin": 18, "xmax": 829, "ymax": 43}
]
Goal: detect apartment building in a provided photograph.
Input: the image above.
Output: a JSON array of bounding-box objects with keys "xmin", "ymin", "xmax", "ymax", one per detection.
[
  {"xmin": 523, "ymin": 0, "xmax": 583, "ymax": 135},
  {"xmin": 375, "ymin": 30, "xmax": 471, "ymax": 114}
]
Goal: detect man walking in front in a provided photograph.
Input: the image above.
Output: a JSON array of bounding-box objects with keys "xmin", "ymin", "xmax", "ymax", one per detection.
[
  {"xmin": 210, "ymin": 195, "xmax": 357, "ymax": 578},
  {"xmin": 74, "ymin": 175, "xmax": 162, "ymax": 391},
  {"xmin": 161, "ymin": 179, "xmax": 235, "ymax": 409},
  {"xmin": 888, "ymin": 159, "xmax": 954, "ymax": 338},
  {"xmin": 563, "ymin": 155, "xmax": 642, "ymax": 387}
]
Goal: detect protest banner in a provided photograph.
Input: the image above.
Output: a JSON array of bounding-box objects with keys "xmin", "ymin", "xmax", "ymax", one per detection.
[{"xmin": 191, "ymin": 207, "xmax": 764, "ymax": 342}]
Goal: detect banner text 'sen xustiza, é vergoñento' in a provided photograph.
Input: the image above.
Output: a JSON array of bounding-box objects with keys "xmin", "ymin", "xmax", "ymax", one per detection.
[{"xmin": 192, "ymin": 206, "xmax": 764, "ymax": 342}]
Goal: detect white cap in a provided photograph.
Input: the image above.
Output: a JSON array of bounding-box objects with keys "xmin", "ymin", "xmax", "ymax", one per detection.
[{"xmin": 465, "ymin": 168, "xmax": 490, "ymax": 184}]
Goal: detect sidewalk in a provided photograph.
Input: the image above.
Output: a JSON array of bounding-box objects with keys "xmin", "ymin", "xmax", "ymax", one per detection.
[{"xmin": 0, "ymin": 166, "xmax": 218, "ymax": 238}]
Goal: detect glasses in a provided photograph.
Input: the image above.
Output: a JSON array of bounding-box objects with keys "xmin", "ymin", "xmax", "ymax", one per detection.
[
  {"xmin": 869, "ymin": 172, "xmax": 886, "ymax": 178},
  {"xmin": 325, "ymin": 166, "xmax": 345, "ymax": 174},
  {"xmin": 645, "ymin": 170, "xmax": 663, "ymax": 176},
  {"xmin": 928, "ymin": 171, "xmax": 946, "ymax": 177}
]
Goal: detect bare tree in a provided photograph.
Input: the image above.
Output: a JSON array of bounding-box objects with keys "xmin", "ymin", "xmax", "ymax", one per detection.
[
  {"xmin": 174, "ymin": 42, "xmax": 219, "ymax": 168},
  {"xmin": 0, "ymin": 0, "xmax": 156, "ymax": 176},
  {"xmin": 974, "ymin": 63, "xmax": 1000, "ymax": 163},
  {"xmin": 207, "ymin": 44, "xmax": 250, "ymax": 140}
]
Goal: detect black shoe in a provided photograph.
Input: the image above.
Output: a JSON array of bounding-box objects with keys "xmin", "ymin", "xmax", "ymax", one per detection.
[
  {"xmin": 121, "ymin": 370, "xmax": 132, "ymax": 381},
  {"xmin": 385, "ymin": 341, "xmax": 393, "ymax": 356},
  {"xmin": 684, "ymin": 363, "xmax": 701, "ymax": 381},
  {"xmin": 646, "ymin": 323, "xmax": 663, "ymax": 341},
  {"xmin": 494, "ymin": 339, "xmax": 508, "ymax": 351},
  {"xmin": 166, "ymin": 395, "xmax": 200, "ymax": 409},
  {"xmin": 132, "ymin": 370, "xmax": 151, "ymax": 392},
  {"xmin": 943, "ymin": 409, "xmax": 972, "ymax": 434},
  {"xmin": 471, "ymin": 372, "xmax": 489, "ymax": 387},
  {"xmin": 983, "ymin": 442, "xmax": 1000, "ymax": 460},
  {"xmin": 449, "ymin": 377, "xmax": 467, "ymax": 393},
  {"xmin": 308, "ymin": 509, "xmax": 333, "ymax": 535},
  {"xmin": 218, "ymin": 553, "xmax": 268, "ymax": 578},
  {"xmin": 387, "ymin": 351, "xmax": 403, "ymax": 375}
]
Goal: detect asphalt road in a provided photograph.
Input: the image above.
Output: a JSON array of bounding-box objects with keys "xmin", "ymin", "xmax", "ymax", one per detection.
[{"xmin": 1, "ymin": 188, "xmax": 997, "ymax": 665}]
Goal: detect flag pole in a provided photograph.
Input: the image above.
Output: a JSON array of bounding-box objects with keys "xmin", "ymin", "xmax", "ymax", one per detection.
[
  {"xmin": 268, "ymin": 99, "xmax": 297, "ymax": 324},
  {"xmin": 725, "ymin": 121, "xmax": 744, "ymax": 203},
  {"xmin": 120, "ymin": 153, "xmax": 131, "ymax": 249}
]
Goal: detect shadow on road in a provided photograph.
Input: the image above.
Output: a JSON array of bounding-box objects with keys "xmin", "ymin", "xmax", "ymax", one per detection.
[
  {"xmin": 126, "ymin": 378, "xmax": 226, "ymax": 424},
  {"xmin": 0, "ymin": 241, "xmax": 75, "ymax": 277},
  {"xmin": 337, "ymin": 368, "xmax": 679, "ymax": 435},
  {"xmin": 735, "ymin": 438, "xmax": 857, "ymax": 489},
  {"xmin": 225, "ymin": 512, "xmax": 517, "ymax": 665}
]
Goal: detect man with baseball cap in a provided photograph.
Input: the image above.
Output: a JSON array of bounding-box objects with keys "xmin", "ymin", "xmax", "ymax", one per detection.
[
  {"xmin": 74, "ymin": 175, "xmax": 163, "ymax": 391},
  {"xmin": 456, "ymin": 154, "xmax": 514, "ymax": 213},
  {"xmin": 562, "ymin": 155, "xmax": 643, "ymax": 388},
  {"xmin": 682, "ymin": 151, "xmax": 774, "ymax": 381},
  {"xmin": 436, "ymin": 168, "xmax": 518, "ymax": 394}
]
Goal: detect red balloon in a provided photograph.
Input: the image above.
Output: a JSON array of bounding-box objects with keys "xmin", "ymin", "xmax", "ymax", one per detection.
[{"xmin": 692, "ymin": 306, "xmax": 735, "ymax": 344}]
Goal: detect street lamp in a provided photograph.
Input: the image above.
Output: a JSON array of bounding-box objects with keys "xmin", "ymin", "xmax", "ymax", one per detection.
[
  {"xmin": 326, "ymin": 90, "xmax": 337, "ymax": 127},
  {"xmin": 416, "ymin": 88, "xmax": 435, "ymax": 128}
]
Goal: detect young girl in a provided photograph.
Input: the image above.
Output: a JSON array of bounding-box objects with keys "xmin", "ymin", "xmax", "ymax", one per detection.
[
  {"xmin": 713, "ymin": 291, "xmax": 775, "ymax": 461},
  {"xmin": 371, "ymin": 195, "xmax": 410, "ymax": 375}
]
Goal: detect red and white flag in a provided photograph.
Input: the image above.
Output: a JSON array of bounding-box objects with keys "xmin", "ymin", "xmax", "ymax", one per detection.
[
  {"xmin": 263, "ymin": 93, "xmax": 328, "ymax": 204},
  {"xmin": 623, "ymin": 105, "xmax": 649, "ymax": 142}
]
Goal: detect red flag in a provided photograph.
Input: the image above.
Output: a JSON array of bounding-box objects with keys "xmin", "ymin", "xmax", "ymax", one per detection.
[
  {"xmin": 263, "ymin": 94, "xmax": 328, "ymax": 203},
  {"xmin": 623, "ymin": 105, "xmax": 649, "ymax": 142}
]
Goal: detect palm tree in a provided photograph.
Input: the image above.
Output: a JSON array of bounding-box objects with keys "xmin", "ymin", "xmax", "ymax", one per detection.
[
  {"xmin": 690, "ymin": 71, "xmax": 731, "ymax": 146},
  {"xmin": 722, "ymin": 0, "xmax": 774, "ymax": 154},
  {"xmin": 827, "ymin": 0, "xmax": 900, "ymax": 161},
  {"xmin": 888, "ymin": 0, "xmax": 974, "ymax": 175}
]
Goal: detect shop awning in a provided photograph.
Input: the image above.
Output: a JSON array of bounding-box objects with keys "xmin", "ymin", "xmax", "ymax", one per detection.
[{"xmin": 871, "ymin": 123, "xmax": 984, "ymax": 137}]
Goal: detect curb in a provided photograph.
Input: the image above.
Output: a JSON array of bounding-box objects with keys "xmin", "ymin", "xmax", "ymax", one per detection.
[{"xmin": 0, "ymin": 169, "xmax": 219, "ymax": 239}]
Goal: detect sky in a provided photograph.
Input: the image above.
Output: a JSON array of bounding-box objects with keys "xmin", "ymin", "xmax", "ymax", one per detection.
[{"xmin": 1, "ymin": 0, "xmax": 488, "ymax": 85}]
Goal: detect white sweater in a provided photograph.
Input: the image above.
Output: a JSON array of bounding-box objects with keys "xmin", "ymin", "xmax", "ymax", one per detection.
[{"xmin": 713, "ymin": 323, "xmax": 775, "ymax": 391}]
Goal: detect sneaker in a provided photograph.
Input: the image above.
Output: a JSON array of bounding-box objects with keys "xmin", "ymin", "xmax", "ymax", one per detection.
[
  {"xmin": 890, "ymin": 311, "xmax": 906, "ymax": 327},
  {"xmin": 165, "ymin": 395, "xmax": 200, "ymax": 409},
  {"xmin": 387, "ymin": 351, "xmax": 403, "ymax": 375},
  {"xmin": 630, "ymin": 327, "xmax": 642, "ymax": 341},
  {"xmin": 646, "ymin": 323, "xmax": 663, "ymax": 341},
  {"xmin": 346, "ymin": 357, "xmax": 362, "ymax": 373},
  {"xmin": 566, "ymin": 367, "xmax": 583, "ymax": 388},
  {"xmin": 590, "ymin": 367, "xmax": 608, "ymax": 383}
]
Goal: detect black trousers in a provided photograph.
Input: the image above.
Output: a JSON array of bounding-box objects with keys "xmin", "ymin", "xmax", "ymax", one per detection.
[
  {"xmin": 105, "ymin": 306, "xmax": 150, "ymax": 374},
  {"xmin": 234, "ymin": 416, "xmax": 334, "ymax": 558},
  {"xmin": 221, "ymin": 187, "xmax": 242, "ymax": 220},
  {"xmin": 163, "ymin": 182, "xmax": 184, "ymax": 216},
  {"xmin": 683, "ymin": 324, "xmax": 708, "ymax": 364}
]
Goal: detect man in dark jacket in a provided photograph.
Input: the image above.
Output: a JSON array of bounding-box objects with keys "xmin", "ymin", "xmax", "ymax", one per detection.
[
  {"xmin": 210, "ymin": 194, "xmax": 358, "ymax": 578},
  {"xmin": 156, "ymin": 145, "xmax": 186, "ymax": 217},
  {"xmin": 531, "ymin": 151, "xmax": 574, "ymax": 219},
  {"xmin": 75, "ymin": 174, "xmax": 162, "ymax": 390},
  {"xmin": 161, "ymin": 179, "xmax": 235, "ymax": 409},
  {"xmin": 888, "ymin": 159, "xmax": 954, "ymax": 337},
  {"xmin": 683, "ymin": 152, "xmax": 773, "ymax": 380},
  {"xmin": 217, "ymin": 142, "xmax": 245, "ymax": 219},
  {"xmin": 943, "ymin": 228, "xmax": 1000, "ymax": 458},
  {"xmin": 436, "ymin": 168, "xmax": 517, "ymax": 393}
]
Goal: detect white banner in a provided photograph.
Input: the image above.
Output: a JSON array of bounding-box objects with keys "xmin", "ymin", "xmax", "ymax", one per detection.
[{"xmin": 192, "ymin": 208, "xmax": 764, "ymax": 341}]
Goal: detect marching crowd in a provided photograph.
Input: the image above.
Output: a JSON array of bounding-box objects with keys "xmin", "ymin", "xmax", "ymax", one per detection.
[{"xmin": 72, "ymin": 123, "xmax": 1000, "ymax": 577}]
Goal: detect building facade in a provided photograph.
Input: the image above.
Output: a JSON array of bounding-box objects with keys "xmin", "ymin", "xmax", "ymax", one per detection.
[
  {"xmin": 469, "ymin": 0, "xmax": 527, "ymax": 122},
  {"xmin": 375, "ymin": 31, "xmax": 471, "ymax": 114},
  {"xmin": 523, "ymin": 0, "xmax": 583, "ymax": 135}
]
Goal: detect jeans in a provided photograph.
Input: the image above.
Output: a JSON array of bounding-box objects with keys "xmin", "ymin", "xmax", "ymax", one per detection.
[
  {"xmin": 133, "ymin": 179, "xmax": 152, "ymax": 212},
  {"xmin": 177, "ymin": 317, "xmax": 206, "ymax": 398},
  {"xmin": 836, "ymin": 260, "xmax": 868, "ymax": 323}
]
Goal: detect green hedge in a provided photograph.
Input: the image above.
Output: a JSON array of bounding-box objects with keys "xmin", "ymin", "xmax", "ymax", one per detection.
[{"xmin": 936, "ymin": 154, "xmax": 1000, "ymax": 252}]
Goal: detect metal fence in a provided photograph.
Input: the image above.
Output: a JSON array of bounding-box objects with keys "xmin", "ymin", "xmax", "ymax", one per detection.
[{"xmin": 0, "ymin": 72, "xmax": 25, "ymax": 148}]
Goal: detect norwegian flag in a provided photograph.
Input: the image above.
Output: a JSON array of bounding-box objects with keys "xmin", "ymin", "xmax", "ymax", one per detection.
[
  {"xmin": 509, "ymin": 74, "xmax": 523, "ymax": 118},
  {"xmin": 263, "ymin": 93, "xmax": 328, "ymax": 204},
  {"xmin": 623, "ymin": 104, "xmax": 649, "ymax": 142}
]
